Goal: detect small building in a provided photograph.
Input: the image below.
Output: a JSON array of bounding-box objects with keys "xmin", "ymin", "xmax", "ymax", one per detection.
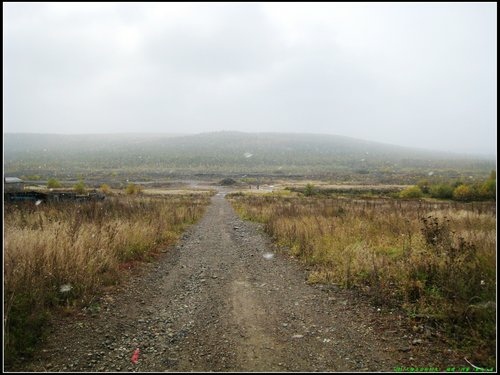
[{"xmin": 4, "ymin": 177, "xmax": 25, "ymax": 192}]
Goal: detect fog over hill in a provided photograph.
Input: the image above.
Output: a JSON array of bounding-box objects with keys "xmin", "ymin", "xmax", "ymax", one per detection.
[{"xmin": 3, "ymin": 132, "xmax": 495, "ymax": 181}]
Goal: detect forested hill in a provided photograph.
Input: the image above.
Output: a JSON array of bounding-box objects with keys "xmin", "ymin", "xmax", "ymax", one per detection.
[{"xmin": 4, "ymin": 132, "xmax": 495, "ymax": 181}]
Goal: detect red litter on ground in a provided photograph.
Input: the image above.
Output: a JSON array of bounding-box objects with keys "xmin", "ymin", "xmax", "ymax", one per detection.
[{"xmin": 131, "ymin": 348, "xmax": 140, "ymax": 364}]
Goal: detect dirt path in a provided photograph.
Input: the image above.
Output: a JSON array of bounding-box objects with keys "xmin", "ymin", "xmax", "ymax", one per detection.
[{"xmin": 15, "ymin": 191, "xmax": 463, "ymax": 372}]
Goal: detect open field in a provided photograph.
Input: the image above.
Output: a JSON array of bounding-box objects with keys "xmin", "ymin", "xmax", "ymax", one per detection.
[
  {"xmin": 228, "ymin": 192, "xmax": 496, "ymax": 367},
  {"xmin": 3, "ymin": 192, "xmax": 213, "ymax": 365}
]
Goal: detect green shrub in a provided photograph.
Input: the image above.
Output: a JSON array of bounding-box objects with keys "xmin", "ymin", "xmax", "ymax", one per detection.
[
  {"xmin": 429, "ymin": 183, "xmax": 454, "ymax": 199},
  {"xmin": 399, "ymin": 185, "xmax": 423, "ymax": 198},
  {"xmin": 304, "ymin": 183, "xmax": 316, "ymax": 197},
  {"xmin": 417, "ymin": 179, "xmax": 431, "ymax": 194},
  {"xmin": 73, "ymin": 180, "xmax": 86, "ymax": 194},
  {"xmin": 479, "ymin": 176, "xmax": 496, "ymax": 200},
  {"xmin": 47, "ymin": 178, "xmax": 61, "ymax": 189},
  {"xmin": 453, "ymin": 184, "xmax": 474, "ymax": 201}
]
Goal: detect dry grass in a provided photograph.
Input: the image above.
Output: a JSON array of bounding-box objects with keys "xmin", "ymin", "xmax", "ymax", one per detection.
[
  {"xmin": 142, "ymin": 188, "xmax": 215, "ymax": 195},
  {"xmin": 3, "ymin": 193, "xmax": 211, "ymax": 364},
  {"xmin": 228, "ymin": 193, "xmax": 496, "ymax": 367}
]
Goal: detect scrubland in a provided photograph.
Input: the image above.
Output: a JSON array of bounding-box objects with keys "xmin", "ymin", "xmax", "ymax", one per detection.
[
  {"xmin": 3, "ymin": 193, "xmax": 211, "ymax": 363},
  {"xmin": 228, "ymin": 192, "xmax": 496, "ymax": 366}
]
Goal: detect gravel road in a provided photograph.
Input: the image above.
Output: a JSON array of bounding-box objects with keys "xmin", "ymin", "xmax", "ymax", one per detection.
[{"xmin": 14, "ymin": 191, "xmax": 463, "ymax": 372}]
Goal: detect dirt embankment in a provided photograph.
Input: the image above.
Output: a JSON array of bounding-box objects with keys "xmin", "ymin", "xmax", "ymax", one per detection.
[{"xmin": 13, "ymin": 191, "xmax": 463, "ymax": 372}]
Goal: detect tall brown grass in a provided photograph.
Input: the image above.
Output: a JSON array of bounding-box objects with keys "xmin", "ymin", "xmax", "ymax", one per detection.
[
  {"xmin": 4, "ymin": 194, "xmax": 211, "ymax": 365},
  {"xmin": 228, "ymin": 193, "xmax": 496, "ymax": 367}
]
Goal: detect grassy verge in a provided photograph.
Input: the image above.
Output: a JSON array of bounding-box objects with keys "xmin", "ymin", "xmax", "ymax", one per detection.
[
  {"xmin": 3, "ymin": 193, "xmax": 212, "ymax": 366},
  {"xmin": 227, "ymin": 192, "xmax": 496, "ymax": 367}
]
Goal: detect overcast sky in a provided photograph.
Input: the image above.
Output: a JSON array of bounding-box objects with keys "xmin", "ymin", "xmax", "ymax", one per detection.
[{"xmin": 3, "ymin": 2, "xmax": 497, "ymax": 155}]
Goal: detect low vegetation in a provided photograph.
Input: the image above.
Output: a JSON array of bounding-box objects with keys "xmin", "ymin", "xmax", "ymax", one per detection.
[
  {"xmin": 3, "ymin": 193, "xmax": 212, "ymax": 365},
  {"xmin": 100, "ymin": 183, "xmax": 111, "ymax": 194},
  {"xmin": 219, "ymin": 178, "xmax": 237, "ymax": 186},
  {"xmin": 411, "ymin": 172, "xmax": 496, "ymax": 201},
  {"xmin": 290, "ymin": 173, "xmax": 496, "ymax": 202},
  {"xmin": 228, "ymin": 192, "xmax": 496, "ymax": 367},
  {"xmin": 73, "ymin": 179, "xmax": 86, "ymax": 194},
  {"xmin": 47, "ymin": 178, "xmax": 61, "ymax": 189},
  {"xmin": 125, "ymin": 183, "xmax": 143, "ymax": 195},
  {"xmin": 399, "ymin": 185, "xmax": 423, "ymax": 198}
]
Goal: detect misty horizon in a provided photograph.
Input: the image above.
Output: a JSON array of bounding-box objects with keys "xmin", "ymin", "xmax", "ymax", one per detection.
[
  {"xmin": 4, "ymin": 130, "xmax": 496, "ymax": 159},
  {"xmin": 3, "ymin": 3, "xmax": 497, "ymax": 155}
]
